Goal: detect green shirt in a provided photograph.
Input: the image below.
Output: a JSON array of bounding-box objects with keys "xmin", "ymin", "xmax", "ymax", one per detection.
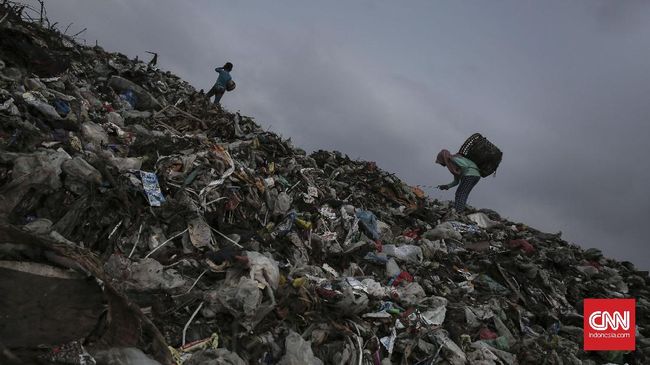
[{"xmin": 445, "ymin": 156, "xmax": 480, "ymax": 188}]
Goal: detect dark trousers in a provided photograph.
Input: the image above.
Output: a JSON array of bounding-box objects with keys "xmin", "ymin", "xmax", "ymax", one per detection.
[
  {"xmin": 455, "ymin": 175, "xmax": 480, "ymax": 212},
  {"xmin": 206, "ymin": 85, "xmax": 225, "ymax": 105}
]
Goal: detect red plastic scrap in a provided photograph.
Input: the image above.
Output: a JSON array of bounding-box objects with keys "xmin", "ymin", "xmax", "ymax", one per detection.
[
  {"xmin": 102, "ymin": 102, "xmax": 114, "ymax": 113},
  {"xmin": 225, "ymin": 194, "xmax": 241, "ymax": 211},
  {"xmin": 392, "ymin": 271, "xmax": 414, "ymax": 287},
  {"xmin": 316, "ymin": 287, "xmax": 338, "ymax": 299},
  {"xmin": 403, "ymin": 228, "xmax": 421, "ymax": 240},
  {"xmin": 124, "ymin": 132, "xmax": 136, "ymax": 145},
  {"xmin": 507, "ymin": 239, "xmax": 535, "ymax": 254},
  {"xmin": 479, "ymin": 327, "xmax": 498, "ymax": 340},
  {"xmin": 587, "ymin": 260, "xmax": 602, "ymax": 269},
  {"xmin": 234, "ymin": 255, "xmax": 249, "ymax": 266},
  {"xmin": 374, "ymin": 240, "xmax": 383, "ymax": 252}
]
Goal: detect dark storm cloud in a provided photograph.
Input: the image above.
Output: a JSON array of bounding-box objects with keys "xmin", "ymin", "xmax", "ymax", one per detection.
[{"xmin": 19, "ymin": 0, "xmax": 650, "ymax": 268}]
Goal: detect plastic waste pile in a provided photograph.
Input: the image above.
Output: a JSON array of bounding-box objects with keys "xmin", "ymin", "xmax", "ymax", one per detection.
[{"xmin": 0, "ymin": 3, "xmax": 648, "ymax": 365}]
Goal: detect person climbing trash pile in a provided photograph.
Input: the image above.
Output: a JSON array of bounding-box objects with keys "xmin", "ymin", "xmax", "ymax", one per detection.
[
  {"xmin": 205, "ymin": 62, "xmax": 235, "ymax": 106},
  {"xmin": 435, "ymin": 149, "xmax": 481, "ymax": 213},
  {"xmin": 436, "ymin": 133, "xmax": 503, "ymax": 213}
]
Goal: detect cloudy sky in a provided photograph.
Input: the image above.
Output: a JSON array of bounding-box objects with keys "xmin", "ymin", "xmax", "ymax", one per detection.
[{"xmin": 22, "ymin": 0, "xmax": 650, "ymax": 268}]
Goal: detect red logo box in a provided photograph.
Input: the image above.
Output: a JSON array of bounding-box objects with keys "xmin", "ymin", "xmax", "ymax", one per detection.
[{"xmin": 583, "ymin": 298, "xmax": 635, "ymax": 351}]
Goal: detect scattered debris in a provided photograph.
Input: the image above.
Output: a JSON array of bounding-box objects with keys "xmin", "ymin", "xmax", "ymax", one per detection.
[{"xmin": 0, "ymin": 3, "xmax": 647, "ymax": 364}]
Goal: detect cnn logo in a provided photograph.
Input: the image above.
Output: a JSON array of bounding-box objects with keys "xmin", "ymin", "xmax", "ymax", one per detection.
[
  {"xmin": 584, "ymin": 298, "xmax": 635, "ymax": 351},
  {"xmin": 588, "ymin": 311, "xmax": 630, "ymax": 331}
]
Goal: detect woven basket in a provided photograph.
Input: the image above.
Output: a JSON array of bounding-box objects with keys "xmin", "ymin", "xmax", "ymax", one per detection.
[
  {"xmin": 458, "ymin": 133, "xmax": 502, "ymax": 177},
  {"xmin": 459, "ymin": 133, "xmax": 483, "ymax": 156}
]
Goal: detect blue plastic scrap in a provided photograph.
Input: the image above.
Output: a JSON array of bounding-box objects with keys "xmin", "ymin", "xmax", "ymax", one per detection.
[
  {"xmin": 356, "ymin": 210, "xmax": 380, "ymax": 240},
  {"xmin": 120, "ymin": 88, "xmax": 138, "ymax": 108},
  {"xmin": 140, "ymin": 171, "xmax": 165, "ymax": 206},
  {"xmin": 53, "ymin": 99, "xmax": 70, "ymax": 116}
]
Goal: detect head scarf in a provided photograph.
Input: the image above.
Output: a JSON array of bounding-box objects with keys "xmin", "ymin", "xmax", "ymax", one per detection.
[{"xmin": 436, "ymin": 149, "xmax": 461, "ymax": 176}]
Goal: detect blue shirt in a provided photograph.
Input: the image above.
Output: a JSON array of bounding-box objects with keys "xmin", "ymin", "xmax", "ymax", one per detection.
[{"xmin": 215, "ymin": 68, "xmax": 232, "ymax": 89}]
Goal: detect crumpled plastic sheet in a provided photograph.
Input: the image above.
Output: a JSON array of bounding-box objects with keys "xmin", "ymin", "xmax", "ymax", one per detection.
[
  {"xmin": 273, "ymin": 192, "xmax": 293, "ymax": 215},
  {"xmin": 423, "ymin": 222, "xmax": 463, "ymax": 241},
  {"xmin": 361, "ymin": 278, "xmax": 386, "ymax": 298},
  {"xmin": 104, "ymin": 255, "xmax": 187, "ymax": 292},
  {"xmin": 207, "ymin": 276, "xmax": 262, "ymax": 320},
  {"xmin": 380, "ymin": 326, "xmax": 397, "ymax": 355},
  {"xmin": 318, "ymin": 206, "xmax": 337, "ymax": 220},
  {"xmin": 22, "ymin": 91, "xmax": 61, "ymax": 120},
  {"xmin": 81, "ymin": 121, "xmax": 110, "ymax": 147},
  {"xmin": 355, "ymin": 209, "xmax": 380, "ymax": 240},
  {"xmin": 419, "ymin": 296, "xmax": 448, "ymax": 326},
  {"xmin": 421, "ymin": 239, "xmax": 448, "ymax": 258},
  {"xmin": 433, "ymin": 330, "xmax": 467, "ymax": 365},
  {"xmin": 278, "ymin": 331, "xmax": 324, "ymax": 365},
  {"xmin": 342, "ymin": 217, "xmax": 360, "ymax": 247},
  {"xmin": 246, "ymin": 251, "xmax": 280, "ymax": 290},
  {"xmin": 199, "ymin": 149, "xmax": 235, "ymax": 204},
  {"xmin": 386, "ymin": 258, "xmax": 402, "ymax": 277},
  {"xmin": 396, "ymin": 282, "xmax": 426, "ymax": 306},
  {"xmin": 0, "ymin": 149, "xmax": 70, "ymax": 218},
  {"xmin": 0, "ymin": 97, "xmax": 19, "ymax": 115},
  {"xmin": 302, "ymin": 185, "xmax": 319, "ymax": 204},
  {"xmin": 383, "ymin": 244, "xmax": 423, "ymax": 263},
  {"xmin": 465, "ymin": 305, "xmax": 496, "ymax": 328},
  {"xmin": 467, "ymin": 212, "xmax": 499, "ymax": 229},
  {"xmin": 475, "ymin": 274, "xmax": 510, "ymax": 295},
  {"xmin": 334, "ymin": 281, "xmax": 369, "ymax": 315}
]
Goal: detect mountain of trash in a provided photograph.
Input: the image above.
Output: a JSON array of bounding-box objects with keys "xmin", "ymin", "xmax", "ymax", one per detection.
[{"xmin": 0, "ymin": 3, "xmax": 647, "ymax": 365}]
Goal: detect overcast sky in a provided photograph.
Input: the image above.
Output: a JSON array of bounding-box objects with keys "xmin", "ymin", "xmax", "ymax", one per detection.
[{"xmin": 22, "ymin": 0, "xmax": 650, "ymax": 269}]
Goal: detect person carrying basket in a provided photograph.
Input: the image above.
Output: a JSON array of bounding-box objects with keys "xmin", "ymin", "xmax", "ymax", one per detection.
[
  {"xmin": 435, "ymin": 149, "xmax": 481, "ymax": 213},
  {"xmin": 435, "ymin": 133, "xmax": 503, "ymax": 213}
]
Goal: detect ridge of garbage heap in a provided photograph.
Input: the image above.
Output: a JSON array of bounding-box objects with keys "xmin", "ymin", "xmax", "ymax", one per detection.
[{"xmin": 0, "ymin": 3, "xmax": 648, "ymax": 365}]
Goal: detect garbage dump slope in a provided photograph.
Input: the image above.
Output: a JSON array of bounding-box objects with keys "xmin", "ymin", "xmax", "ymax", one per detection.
[{"xmin": 0, "ymin": 4, "xmax": 648, "ymax": 365}]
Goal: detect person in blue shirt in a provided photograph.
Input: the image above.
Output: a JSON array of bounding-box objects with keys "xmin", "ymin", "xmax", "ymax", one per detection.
[{"xmin": 206, "ymin": 62, "xmax": 233, "ymax": 105}]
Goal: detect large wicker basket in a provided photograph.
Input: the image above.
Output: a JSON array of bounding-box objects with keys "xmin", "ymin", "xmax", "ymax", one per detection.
[{"xmin": 458, "ymin": 133, "xmax": 502, "ymax": 177}]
